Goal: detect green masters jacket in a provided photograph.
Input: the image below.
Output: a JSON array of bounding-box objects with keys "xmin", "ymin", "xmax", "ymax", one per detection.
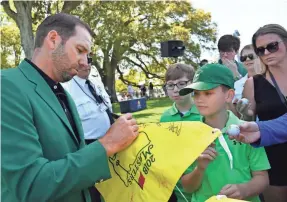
[{"xmin": 1, "ymin": 60, "xmax": 111, "ymax": 202}]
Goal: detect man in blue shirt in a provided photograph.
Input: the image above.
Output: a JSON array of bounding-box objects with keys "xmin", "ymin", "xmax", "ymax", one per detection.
[
  {"xmin": 63, "ymin": 58, "xmax": 114, "ymax": 202},
  {"xmin": 228, "ymin": 113, "xmax": 287, "ymax": 147}
]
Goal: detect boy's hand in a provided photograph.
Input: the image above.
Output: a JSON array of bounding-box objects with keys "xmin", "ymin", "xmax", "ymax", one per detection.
[
  {"xmin": 197, "ymin": 143, "xmax": 217, "ymax": 170},
  {"xmin": 221, "ymin": 59, "xmax": 240, "ymax": 78},
  {"xmin": 219, "ymin": 184, "xmax": 246, "ymax": 199}
]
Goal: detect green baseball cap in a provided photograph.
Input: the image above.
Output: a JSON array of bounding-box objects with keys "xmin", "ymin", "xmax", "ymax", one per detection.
[{"xmin": 179, "ymin": 63, "xmax": 235, "ymax": 96}]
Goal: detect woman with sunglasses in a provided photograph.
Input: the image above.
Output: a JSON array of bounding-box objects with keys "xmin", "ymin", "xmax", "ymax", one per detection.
[
  {"xmin": 240, "ymin": 24, "xmax": 287, "ymax": 202},
  {"xmin": 233, "ymin": 44, "xmax": 263, "ymax": 101}
]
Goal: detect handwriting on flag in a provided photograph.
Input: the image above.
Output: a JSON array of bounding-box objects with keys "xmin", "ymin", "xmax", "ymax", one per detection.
[{"xmin": 96, "ymin": 121, "xmax": 221, "ymax": 202}]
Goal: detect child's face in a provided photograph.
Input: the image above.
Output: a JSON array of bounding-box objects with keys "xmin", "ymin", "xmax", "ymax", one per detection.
[
  {"xmin": 193, "ymin": 86, "xmax": 234, "ymax": 117},
  {"xmin": 166, "ymin": 76, "xmax": 192, "ymax": 105}
]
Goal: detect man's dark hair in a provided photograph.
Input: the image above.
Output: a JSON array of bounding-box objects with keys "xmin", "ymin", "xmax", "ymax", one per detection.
[
  {"xmin": 217, "ymin": 35, "xmax": 240, "ymax": 52},
  {"xmin": 199, "ymin": 59, "xmax": 208, "ymax": 67},
  {"xmin": 34, "ymin": 13, "xmax": 94, "ymax": 49}
]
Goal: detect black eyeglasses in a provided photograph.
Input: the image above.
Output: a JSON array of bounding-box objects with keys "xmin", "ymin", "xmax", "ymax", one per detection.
[
  {"xmin": 240, "ymin": 54, "xmax": 256, "ymax": 62},
  {"xmin": 165, "ymin": 80, "xmax": 190, "ymax": 90},
  {"xmin": 255, "ymin": 41, "xmax": 282, "ymax": 56}
]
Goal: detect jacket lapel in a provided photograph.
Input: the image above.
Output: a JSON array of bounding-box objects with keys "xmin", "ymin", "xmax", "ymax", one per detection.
[{"xmin": 19, "ymin": 60, "xmax": 80, "ymax": 146}]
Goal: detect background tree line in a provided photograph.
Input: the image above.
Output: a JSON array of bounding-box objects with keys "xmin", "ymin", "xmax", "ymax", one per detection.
[{"xmin": 1, "ymin": 0, "xmax": 217, "ymax": 102}]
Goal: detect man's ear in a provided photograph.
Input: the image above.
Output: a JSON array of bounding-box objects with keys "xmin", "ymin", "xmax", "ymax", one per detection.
[
  {"xmin": 46, "ymin": 30, "xmax": 61, "ymax": 50},
  {"xmin": 226, "ymin": 89, "xmax": 235, "ymax": 103}
]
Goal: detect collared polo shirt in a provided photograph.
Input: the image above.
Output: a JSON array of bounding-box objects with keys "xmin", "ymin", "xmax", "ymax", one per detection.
[
  {"xmin": 160, "ymin": 103, "xmax": 201, "ymax": 123},
  {"xmin": 184, "ymin": 111, "xmax": 270, "ymax": 202},
  {"xmin": 160, "ymin": 102, "xmax": 201, "ymax": 202}
]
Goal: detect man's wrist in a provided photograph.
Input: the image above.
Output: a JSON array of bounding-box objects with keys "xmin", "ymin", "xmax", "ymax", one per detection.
[{"xmin": 98, "ymin": 138, "xmax": 113, "ymax": 157}]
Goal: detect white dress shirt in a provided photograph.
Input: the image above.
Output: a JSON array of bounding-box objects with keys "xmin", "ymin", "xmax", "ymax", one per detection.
[{"xmin": 62, "ymin": 76, "xmax": 111, "ymax": 140}]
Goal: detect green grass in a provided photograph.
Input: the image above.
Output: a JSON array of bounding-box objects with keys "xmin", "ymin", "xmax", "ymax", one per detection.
[{"xmin": 112, "ymin": 97, "xmax": 173, "ymax": 124}]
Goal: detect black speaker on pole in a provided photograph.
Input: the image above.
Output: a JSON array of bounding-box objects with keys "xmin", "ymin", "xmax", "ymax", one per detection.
[{"xmin": 160, "ymin": 40, "xmax": 185, "ymax": 57}]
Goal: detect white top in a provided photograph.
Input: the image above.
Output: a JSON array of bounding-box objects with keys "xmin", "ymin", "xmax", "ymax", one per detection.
[
  {"xmin": 127, "ymin": 85, "xmax": 134, "ymax": 94},
  {"xmin": 62, "ymin": 76, "xmax": 112, "ymax": 140},
  {"xmin": 233, "ymin": 74, "xmax": 248, "ymax": 101}
]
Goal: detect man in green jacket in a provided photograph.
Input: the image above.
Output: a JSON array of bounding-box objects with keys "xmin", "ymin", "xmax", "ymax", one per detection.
[{"xmin": 1, "ymin": 13, "xmax": 139, "ymax": 202}]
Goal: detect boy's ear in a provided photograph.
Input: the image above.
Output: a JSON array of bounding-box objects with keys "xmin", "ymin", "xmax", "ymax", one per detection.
[{"xmin": 226, "ymin": 89, "xmax": 235, "ymax": 103}]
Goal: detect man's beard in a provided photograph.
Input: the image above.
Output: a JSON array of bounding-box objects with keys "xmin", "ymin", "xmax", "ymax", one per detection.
[{"xmin": 52, "ymin": 43, "xmax": 76, "ymax": 82}]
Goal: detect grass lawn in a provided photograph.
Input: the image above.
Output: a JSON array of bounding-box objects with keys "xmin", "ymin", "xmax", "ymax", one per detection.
[{"xmin": 112, "ymin": 97, "xmax": 173, "ymax": 124}]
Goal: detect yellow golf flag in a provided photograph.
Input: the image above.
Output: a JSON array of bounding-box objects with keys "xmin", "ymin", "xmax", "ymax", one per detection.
[
  {"xmin": 96, "ymin": 121, "xmax": 221, "ymax": 202},
  {"xmin": 206, "ymin": 196, "xmax": 248, "ymax": 202}
]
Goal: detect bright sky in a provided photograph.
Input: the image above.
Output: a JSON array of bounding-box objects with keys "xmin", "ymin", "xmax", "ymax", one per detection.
[{"xmin": 191, "ymin": 0, "xmax": 287, "ymax": 61}]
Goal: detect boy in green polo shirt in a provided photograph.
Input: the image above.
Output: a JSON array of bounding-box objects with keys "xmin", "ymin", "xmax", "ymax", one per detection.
[
  {"xmin": 179, "ymin": 64, "xmax": 270, "ymax": 202},
  {"xmin": 160, "ymin": 63, "xmax": 201, "ymax": 202}
]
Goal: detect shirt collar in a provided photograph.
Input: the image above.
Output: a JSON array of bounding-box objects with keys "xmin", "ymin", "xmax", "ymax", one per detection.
[
  {"xmin": 169, "ymin": 102, "xmax": 199, "ymax": 116},
  {"xmin": 25, "ymin": 58, "xmax": 57, "ymax": 89},
  {"xmin": 201, "ymin": 110, "xmax": 241, "ymax": 134},
  {"xmin": 24, "ymin": 58, "xmax": 67, "ymax": 94},
  {"xmin": 73, "ymin": 76, "xmax": 87, "ymax": 87}
]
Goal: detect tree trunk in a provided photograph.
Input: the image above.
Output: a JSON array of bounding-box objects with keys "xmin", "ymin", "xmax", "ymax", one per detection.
[
  {"xmin": 105, "ymin": 55, "xmax": 118, "ymax": 103},
  {"xmin": 1, "ymin": 1, "xmax": 82, "ymax": 60},
  {"xmin": 1, "ymin": 1, "xmax": 34, "ymax": 59},
  {"xmin": 15, "ymin": 9, "xmax": 34, "ymax": 59}
]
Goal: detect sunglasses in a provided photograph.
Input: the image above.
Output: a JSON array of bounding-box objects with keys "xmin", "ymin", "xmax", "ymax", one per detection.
[
  {"xmin": 240, "ymin": 54, "xmax": 255, "ymax": 62},
  {"xmin": 255, "ymin": 41, "xmax": 282, "ymax": 56}
]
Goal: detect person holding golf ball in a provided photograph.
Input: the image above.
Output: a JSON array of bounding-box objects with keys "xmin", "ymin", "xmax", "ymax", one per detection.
[
  {"xmin": 228, "ymin": 44, "xmax": 265, "ymax": 118},
  {"xmin": 178, "ymin": 64, "xmax": 270, "ymax": 202},
  {"xmin": 228, "ymin": 113, "xmax": 287, "ymax": 146},
  {"xmin": 238, "ymin": 24, "xmax": 287, "ymax": 201}
]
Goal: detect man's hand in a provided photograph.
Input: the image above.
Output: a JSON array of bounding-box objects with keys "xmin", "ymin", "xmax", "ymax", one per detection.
[
  {"xmin": 197, "ymin": 143, "xmax": 217, "ymax": 171},
  {"xmin": 221, "ymin": 59, "xmax": 240, "ymax": 78},
  {"xmin": 219, "ymin": 184, "xmax": 247, "ymax": 200},
  {"xmin": 228, "ymin": 122, "xmax": 261, "ymax": 144},
  {"xmin": 98, "ymin": 113, "xmax": 139, "ymax": 156}
]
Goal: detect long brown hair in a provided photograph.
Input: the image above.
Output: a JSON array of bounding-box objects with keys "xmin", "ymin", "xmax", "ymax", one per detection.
[{"xmin": 252, "ymin": 24, "xmax": 287, "ymax": 73}]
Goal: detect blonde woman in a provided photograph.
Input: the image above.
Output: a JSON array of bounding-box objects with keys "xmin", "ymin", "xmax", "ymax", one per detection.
[
  {"xmin": 234, "ymin": 44, "xmax": 264, "ymax": 100},
  {"xmin": 240, "ymin": 24, "xmax": 287, "ymax": 202}
]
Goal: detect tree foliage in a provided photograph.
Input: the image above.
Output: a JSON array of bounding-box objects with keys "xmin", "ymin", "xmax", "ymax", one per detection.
[
  {"xmin": 72, "ymin": 1, "xmax": 217, "ymax": 101},
  {"xmin": 1, "ymin": 0, "xmax": 217, "ymax": 101},
  {"xmin": 1, "ymin": 0, "xmax": 82, "ymax": 59},
  {"xmin": 0, "ymin": 21, "xmax": 22, "ymax": 68}
]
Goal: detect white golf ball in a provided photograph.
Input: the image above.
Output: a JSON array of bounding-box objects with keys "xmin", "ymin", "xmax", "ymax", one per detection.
[
  {"xmin": 241, "ymin": 98, "xmax": 249, "ymax": 105},
  {"xmin": 226, "ymin": 124, "xmax": 240, "ymax": 136}
]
